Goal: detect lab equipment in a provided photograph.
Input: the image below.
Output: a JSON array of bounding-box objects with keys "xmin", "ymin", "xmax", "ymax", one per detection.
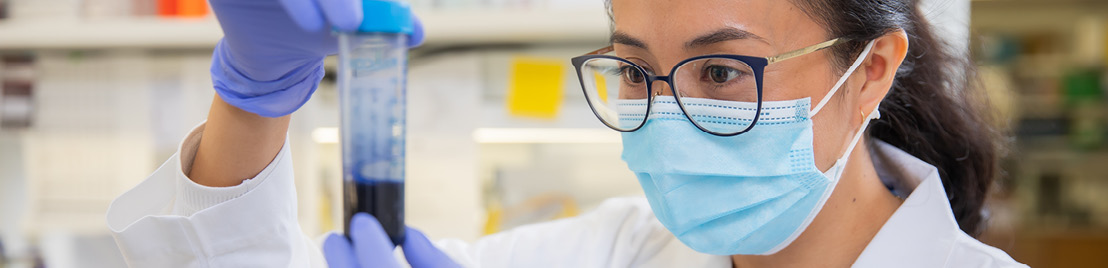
[
  {"xmin": 337, "ymin": 0, "xmax": 413, "ymax": 246},
  {"xmin": 322, "ymin": 213, "xmax": 460, "ymax": 268}
]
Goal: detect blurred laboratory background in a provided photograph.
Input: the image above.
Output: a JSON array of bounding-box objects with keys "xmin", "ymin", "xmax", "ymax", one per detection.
[{"xmin": 0, "ymin": 0, "xmax": 1107, "ymax": 267}]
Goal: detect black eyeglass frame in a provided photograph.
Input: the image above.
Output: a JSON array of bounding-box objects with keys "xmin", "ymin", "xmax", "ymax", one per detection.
[{"xmin": 570, "ymin": 38, "xmax": 850, "ymax": 137}]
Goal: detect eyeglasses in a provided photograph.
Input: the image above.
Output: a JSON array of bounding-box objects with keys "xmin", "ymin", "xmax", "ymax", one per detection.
[{"xmin": 571, "ymin": 38, "xmax": 850, "ymax": 136}]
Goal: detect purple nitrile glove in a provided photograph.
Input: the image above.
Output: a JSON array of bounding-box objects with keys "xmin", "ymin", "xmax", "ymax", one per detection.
[
  {"xmin": 323, "ymin": 213, "xmax": 461, "ymax": 268},
  {"xmin": 207, "ymin": 0, "xmax": 425, "ymax": 117}
]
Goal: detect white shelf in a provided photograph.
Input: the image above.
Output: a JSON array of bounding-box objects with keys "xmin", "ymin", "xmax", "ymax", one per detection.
[
  {"xmin": 0, "ymin": 17, "xmax": 222, "ymax": 50},
  {"xmin": 0, "ymin": 10, "xmax": 610, "ymax": 50},
  {"xmin": 421, "ymin": 10, "xmax": 609, "ymax": 46}
]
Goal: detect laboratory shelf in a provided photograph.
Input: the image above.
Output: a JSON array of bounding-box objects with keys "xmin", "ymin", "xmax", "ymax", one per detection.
[
  {"xmin": 0, "ymin": 10, "xmax": 609, "ymax": 51},
  {"xmin": 420, "ymin": 10, "xmax": 609, "ymax": 47},
  {"xmin": 0, "ymin": 18, "xmax": 222, "ymax": 50}
]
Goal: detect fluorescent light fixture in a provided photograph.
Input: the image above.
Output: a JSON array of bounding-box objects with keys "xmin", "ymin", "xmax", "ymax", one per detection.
[
  {"xmin": 314, "ymin": 127, "xmax": 621, "ymax": 144},
  {"xmin": 312, "ymin": 127, "xmax": 339, "ymax": 144},
  {"xmin": 473, "ymin": 128, "xmax": 620, "ymax": 144}
]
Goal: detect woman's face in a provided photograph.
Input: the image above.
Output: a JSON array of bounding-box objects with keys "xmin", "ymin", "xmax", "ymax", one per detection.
[{"xmin": 610, "ymin": 0, "xmax": 866, "ymax": 170}]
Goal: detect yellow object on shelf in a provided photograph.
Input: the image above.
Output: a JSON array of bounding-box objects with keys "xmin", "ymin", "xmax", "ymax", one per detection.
[
  {"xmin": 483, "ymin": 202, "xmax": 504, "ymax": 235},
  {"xmin": 482, "ymin": 193, "xmax": 580, "ymax": 235},
  {"xmin": 506, "ymin": 56, "xmax": 565, "ymax": 119},
  {"xmin": 319, "ymin": 182, "xmax": 336, "ymax": 232},
  {"xmin": 592, "ymin": 71, "xmax": 609, "ymax": 102}
]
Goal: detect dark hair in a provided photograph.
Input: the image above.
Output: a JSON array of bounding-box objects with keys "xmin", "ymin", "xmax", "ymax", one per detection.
[
  {"xmin": 792, "ymin": 0, "xmax": 1001, "ymax": 237},
  {"xmin": 602, "ymin": 0, "xmax": 1003, "ymax": 237}
]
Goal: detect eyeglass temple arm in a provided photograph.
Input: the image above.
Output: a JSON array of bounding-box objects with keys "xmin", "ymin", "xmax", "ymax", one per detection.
[
  {"xmin": 765, "ymin": 38, "xmax": 847, "ymax": 65},
  {"xmin": 586, "ymin": 46, "xmax": 615, "ymax": 55},
  {"xmin": 585, "ymin": 38, "xmax": 845, "ymax": 62}
]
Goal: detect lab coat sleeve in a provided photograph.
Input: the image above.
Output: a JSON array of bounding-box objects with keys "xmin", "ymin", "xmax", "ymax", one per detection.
[
  {"xmin": 433, "ymin": 197, "xmax": 686, "ymax": 268},
  {"xmin": 106, "ymin": 122, "xmax": 326, "ymax": 267}
]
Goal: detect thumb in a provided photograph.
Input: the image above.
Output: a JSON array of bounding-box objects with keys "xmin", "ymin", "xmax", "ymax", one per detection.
[
  {"xmin": 350, "ymin": 213, "xmax": 403, "ymax": 267},
  {"xmin": 407, "ymin": 14, "xmax": 425, "ymax": 48},
  {"xmin": 401, "ymin": 227, "xmax": 461, "ymax": 268},
  {"xmin": 322, "ymin": 233, "xmax": 358, "ymax": 268}
]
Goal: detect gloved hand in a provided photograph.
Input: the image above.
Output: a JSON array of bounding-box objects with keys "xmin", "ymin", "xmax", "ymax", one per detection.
[
  {"xmin": 323, "ymin": 213, "xmax": 461, "ymax": 268},
  {"xmin": 208, "ymin": 0, "xmax": 425, "ymax": 117}
]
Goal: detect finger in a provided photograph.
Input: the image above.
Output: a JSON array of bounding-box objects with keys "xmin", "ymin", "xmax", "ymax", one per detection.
[
  {"xmin": 322, "ymin": 233, "xmax": 359, "ymax": 268},
  {"xmin": 402, "ymin": 227, "xmax": 461, "ymax": 268},
  {"xmin": 278, "ymin": 0, "xmax": 327, "ymax": 31},
  {"xmin": 350, "ymin": 213, "xmax": 402, "ymax": 267},
  {"xmin": 407, "ymin": 14, "xmax": 424, "ymax": 48},
  {"xmin": 318, "ymin": 0, "xmax": 363, "ymax": 32},
  {"xmin": 407, "ymin": 14, "xmax": 425, "ymax": 48}
]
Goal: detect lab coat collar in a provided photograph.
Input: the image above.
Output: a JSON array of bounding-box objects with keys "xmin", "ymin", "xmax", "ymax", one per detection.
[{"xmin": 852, "ymin": 141, "xmax": 961, "ymax": 267}]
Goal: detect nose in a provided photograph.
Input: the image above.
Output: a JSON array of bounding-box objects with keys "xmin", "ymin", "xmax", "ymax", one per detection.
[{"xmin": 652, "ymin": 79, "xmax": 674, "ymax": 97}]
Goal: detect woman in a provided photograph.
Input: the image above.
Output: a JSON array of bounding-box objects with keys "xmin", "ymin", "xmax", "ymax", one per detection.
[{"xmin": 106, "ymin": 0, "xmax": 1026, "ymax": 267}]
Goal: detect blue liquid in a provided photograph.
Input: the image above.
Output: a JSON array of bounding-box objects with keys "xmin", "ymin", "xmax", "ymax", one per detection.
[
  {"xmin": 346, "ymin": 179, "xmax": 405, "ymax": 246},
  {"xmin": 337, "ymin": 33, "xmax": 408, "ymax": 246}
]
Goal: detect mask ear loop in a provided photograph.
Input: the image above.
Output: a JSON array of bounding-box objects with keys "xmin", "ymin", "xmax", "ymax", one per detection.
[
  {"xmin": 826, "ymin": 105, "xmax": 881, "ymax": 178},
  {"xmin": 809, "ymin": 40, "xmax": 877, "ymax": 117}
]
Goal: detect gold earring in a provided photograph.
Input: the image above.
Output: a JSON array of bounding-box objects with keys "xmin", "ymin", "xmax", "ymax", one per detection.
[{"xmin": 859, "ymin": 110, "xmax": 865, "ymax": 123}]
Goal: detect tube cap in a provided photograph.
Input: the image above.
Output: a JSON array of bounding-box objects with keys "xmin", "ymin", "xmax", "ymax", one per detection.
[{"xmin": 359, "ymin": 0, "xmax": 413, "ymax": 34}]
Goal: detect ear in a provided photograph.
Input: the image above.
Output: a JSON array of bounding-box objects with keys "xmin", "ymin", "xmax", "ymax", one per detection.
[{"xmin": 858, "ymin": 30, "xmax": 909, "ymax": 120}]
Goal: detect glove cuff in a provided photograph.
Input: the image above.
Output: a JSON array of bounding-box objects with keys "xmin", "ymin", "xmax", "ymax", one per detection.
[{"xmin": 211, "ymin": 39, "xmax": 324, "ymax": 118}]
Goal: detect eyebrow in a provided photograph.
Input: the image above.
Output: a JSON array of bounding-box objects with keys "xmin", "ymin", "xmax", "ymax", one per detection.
[
  {"xmin": 610, "ymin": 27, "xmax": 769, "ymax": 51},
  {"xmin": 686, "ymin": 28, "xmax": 769, "ymax": 49},
  {"xmin": 611, "ymin": 31, "xmax": 648, "ymax": 49}
]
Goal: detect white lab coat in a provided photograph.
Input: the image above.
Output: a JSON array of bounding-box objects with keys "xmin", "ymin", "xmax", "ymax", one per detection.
[{"xmin": 107, "ymin": 123, "xmax": 1027, "ymax": 267}]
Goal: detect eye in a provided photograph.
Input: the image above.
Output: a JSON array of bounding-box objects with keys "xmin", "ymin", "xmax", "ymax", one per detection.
[
  {"xmin": 620, "ymin": 66, "xmax": 646, "ymax": 84},
  {"xmin": 705, "ymin": 65, "xmax": 740, "ymax": 84}
]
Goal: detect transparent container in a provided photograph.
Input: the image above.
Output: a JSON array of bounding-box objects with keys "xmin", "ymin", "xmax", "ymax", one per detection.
[{"xmin": 338, "ymin": 32, "xmax": 408, "ymax": 246}]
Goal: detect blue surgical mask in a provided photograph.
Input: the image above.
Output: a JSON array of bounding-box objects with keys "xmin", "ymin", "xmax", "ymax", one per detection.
[{"xmin": 620, "ymin": 41, "xmax": 879, "ymax": 255}]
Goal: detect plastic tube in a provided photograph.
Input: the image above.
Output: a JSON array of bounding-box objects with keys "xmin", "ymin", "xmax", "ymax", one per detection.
[{"xmin": 337, "ymin": 21, "xmax": 409, "ymax": 245}]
